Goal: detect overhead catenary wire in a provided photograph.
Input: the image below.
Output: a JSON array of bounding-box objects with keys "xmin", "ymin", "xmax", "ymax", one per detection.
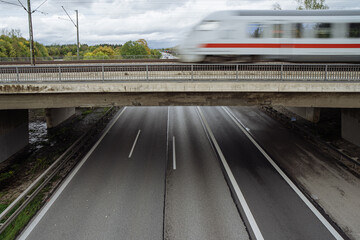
[
  {"xmin": 33, "ymin": 0, "xmax": 47, "ymax": 13},
  {"xmin": 0, "ymin": 0, "xmax": 21, "ymax": 7},
  {"xmin": 61, "ymin": 5, "xmax": 77, "ymax": 27},
  {"xmin": 61, "ymin": 6, "xmax": 80, "ymax": 59}
]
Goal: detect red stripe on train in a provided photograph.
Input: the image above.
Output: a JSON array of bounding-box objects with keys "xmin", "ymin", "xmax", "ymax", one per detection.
[{"xmin": 200, "ymin": 43, "xmax": 360, "ymax": 48}]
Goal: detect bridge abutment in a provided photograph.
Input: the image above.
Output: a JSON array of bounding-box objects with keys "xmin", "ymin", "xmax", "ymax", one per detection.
[
  {"xmin": 342, "ymin": 109, "xmax": 360, "ymax": 147},
  {"xmin": 286, "ymin": 107, "xmax": 321, "ymax": 123},
  {"xmin": 45, "ymin": 108, "xmax": 75, "ymax": 128},
  {"xmin": 0, "ymin": 110, "xmax": 28, "ymax": 163}
]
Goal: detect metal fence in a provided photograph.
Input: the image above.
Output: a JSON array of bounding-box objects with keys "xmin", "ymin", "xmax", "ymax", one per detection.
[{"xmin": 0, "ymin": 64, "xmax": 359, "ymax": 83}]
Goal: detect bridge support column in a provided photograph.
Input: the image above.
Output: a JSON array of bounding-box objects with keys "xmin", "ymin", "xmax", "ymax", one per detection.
[
  {"xmin": 0, "ymin": 110, "xmax": 28, "ymax": 163},
  {"xmin": 342, "ymin": 109, "xmax": 360, "ymax": 146},
  {"xmin": 45, "ymin": 108, "xmax": 75, "ymax": 128},
  {"xmin": 286, "ymin": 107, "xmax": 320, "ymax": 123}
]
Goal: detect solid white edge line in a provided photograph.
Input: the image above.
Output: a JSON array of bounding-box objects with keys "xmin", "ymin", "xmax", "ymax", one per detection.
[
  {"xmin": 222, "ymin": 106, "xmax": 344, "ymax": 240},
  {"xmin": 18, "ymin": 107, "xmax": 128, "ymax": 240},
  {"xmin": 172, "ymin": 136, "xmax": 176, "ymax": 170},
  {"xmin": 128, "ymin": 129, "xmax": 141, "ymax": 158},
  {"xmin": 196, "ymin": 107, "xmax": 264, "ymax": 240}
]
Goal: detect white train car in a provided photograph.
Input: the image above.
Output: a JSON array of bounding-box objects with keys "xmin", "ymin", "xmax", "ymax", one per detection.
[{"xmin": 178, "ymin": 10, "xmax": 360, "ymax": 62}]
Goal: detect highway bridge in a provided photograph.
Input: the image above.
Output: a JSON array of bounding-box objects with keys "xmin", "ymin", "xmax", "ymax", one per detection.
[
  {"xmin": 1, "ymin": 63, "xmax": 360, "ymax": 162},
  {"xmin": 1, "ymin": 63, "xmax": 360, "ymax": 109},
  {"xmin": 0, "ymin": 63, "xmax": 360, "ymax": 239}
]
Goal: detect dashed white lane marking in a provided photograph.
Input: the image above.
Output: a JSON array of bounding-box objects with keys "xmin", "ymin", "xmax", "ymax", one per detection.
[
  {"xmin": 19, "ymin": 107, "xmax": 128, "ymax": 240},
  {"xmin": 196, "ymin": 107, "xmax": 264, "ymax": 240},
  {"xmin": 166, "ymin": 107, "xmax": 170, "ymax": 167},
  {"xmin": 222, "ymin": 106, "xmax": 344, "ymax": 240},
  {"xmin": 172, "ymin": 136, "xmax": 176, "ymax": 170},
  {"xmin": 128, "ymin": 129, "xmax": 141, "ymax": 158}
]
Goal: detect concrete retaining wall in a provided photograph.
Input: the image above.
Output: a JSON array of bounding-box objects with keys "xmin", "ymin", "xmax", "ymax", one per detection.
[
  {"xmin": 0, "ymin": 110, "xmax": 28, "ymax": 163},
  {"xmin": 45, "ymin": 108, "xmax": 75, "ymax": 128},
  {"xmin": 286, "ymin": 107, "xmax": 321, "ymax": 123},
  {"xmin": 342, "ymin": 109, "xmax": 360, "ymax": 147}
]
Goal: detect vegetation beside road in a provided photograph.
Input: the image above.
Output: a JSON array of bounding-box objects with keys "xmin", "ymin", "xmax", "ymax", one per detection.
[{"xmin": 0, "ymin": 185, "xmax": 48, "ymax": 240}]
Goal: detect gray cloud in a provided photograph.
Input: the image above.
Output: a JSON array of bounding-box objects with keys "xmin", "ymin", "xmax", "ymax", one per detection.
[{"xmin": 1, "ymin": 0, "xmax": 360, "ymax": 48}]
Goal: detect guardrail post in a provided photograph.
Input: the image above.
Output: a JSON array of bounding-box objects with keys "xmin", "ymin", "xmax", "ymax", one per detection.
[
  {"xmin": 58, "ymin": 66, "xmax": 61, "ymax": 81},
  {"xmin": 191, "ymin": 64, "xmax": 194, "ymax": 81},
  {"xmin": 280, "ymin": 64, "xmax": 283, "ymax": 81},
  {"xmin": 325, "ymin": 64, "xmax": 328, "ymax": 81},
  {"xmin": 102, "ymin": 64, "xmax": 105, "ymax": 82},
  {"xmin": 236, "ymin": 65, "xmax": 239, "ymax": 81},
  {"xmin": 16, "ymin": 67, "xmax": 19, "ymax": 82},
  {"xmin": 146, "ymin": 64, "xmax": 149, "ymax": 81}
]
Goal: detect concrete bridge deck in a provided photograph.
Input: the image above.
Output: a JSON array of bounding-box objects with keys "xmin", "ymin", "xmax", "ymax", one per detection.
[
  {"xmin": 0, "ymin": 64, "xmax": 360, "ymax": 109},
  {"xmin": 0, "ymin": 81, "xmax": 360, "ymax": 109}
]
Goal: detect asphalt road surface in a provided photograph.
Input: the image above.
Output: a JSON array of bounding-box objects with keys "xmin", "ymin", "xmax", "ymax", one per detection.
[
  {"xmin": 164, "ymin": 107, "xmax": 248, "ymax": 240},
  {"xmin": 21, "ymin": 107, "xmax": 168, "ymax": 240},
  {"xmin": 201, "ymin": 106, "xmax": 338, "ymax": 240},
  {"xmin": 19, "ymin": 106, "xmax": 342, "ymax": 240}
]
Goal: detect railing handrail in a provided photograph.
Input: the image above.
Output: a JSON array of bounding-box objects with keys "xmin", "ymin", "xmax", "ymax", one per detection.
[
  {"xmin": 0, "ymin": 63, "xmax": 359, "ymax": 83},
  {"xmin": 1, "ymin": 63, "xmax": 360, "ymax": 68}
]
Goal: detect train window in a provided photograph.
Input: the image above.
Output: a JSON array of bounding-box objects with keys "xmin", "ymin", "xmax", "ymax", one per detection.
[
  {"xmin": 315, "ymin": 23, "xmax": 332, "ymax": 38},
  {"xmin": 272, "ymin": 24, "xmax": 283, "ymax": 38},
  {"xmin": 298, "ymin": 23, "xmax": 332, "ymax": 38},
  {"xmin": 292, "ymin": 23, "xmax": 304, "ymax": 38},
  {"xmin": 302, "ymin": 23, "xmax": 317, "ymax": 38},
  {"xmin": 196, "ymin": 21, "xmax": 219, "ymax": 31},
  {"xmin": 248, "ymin": 24, "xmax": 264, "ymax": 38},
  {"xmin": 348, "ymin": 23, "xmax": 360, "ymax": 38}
]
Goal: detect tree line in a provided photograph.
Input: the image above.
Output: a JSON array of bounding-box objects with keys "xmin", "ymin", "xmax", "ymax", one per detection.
[
  {"xmin": 0, "ymin": 30, "xmax": 161, "ymax": 60},
  {"xmin": 273, "ymin": 0, "xmax": 328, "ymax": 10},
  {"xmin": 0, "ymin": 29, "xmax": 49, "ymax": 59}
]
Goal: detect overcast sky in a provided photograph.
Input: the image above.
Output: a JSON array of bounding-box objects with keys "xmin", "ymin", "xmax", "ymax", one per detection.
[{"xmin": 0, "ymin": 0, "xmax": 359, "ymax": 48}]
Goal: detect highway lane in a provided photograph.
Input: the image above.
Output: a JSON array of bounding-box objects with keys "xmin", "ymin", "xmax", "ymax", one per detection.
[
  {"xmin": 164, "ymin": 107, "xmax": 248, "ymax": 240},
  {"xmin": 201, "ymin": 106, "xmax": 337, "ymax": 240},
  {"xmin": 20, "ymin": 107, "xmax": 168, "ymax": 240},
  {"xmin": 18, "ymin": 106, "xmax": 344, "ymax": 240},
  {"xmin": 228, "ymin": 106, "xmax": 359, "ymax": 239}
]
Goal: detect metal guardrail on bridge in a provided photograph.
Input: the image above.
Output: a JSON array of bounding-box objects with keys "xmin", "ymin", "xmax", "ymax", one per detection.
[{"xmin": 0, "ymin": 64, "xmax": 359, "ymax": 82}]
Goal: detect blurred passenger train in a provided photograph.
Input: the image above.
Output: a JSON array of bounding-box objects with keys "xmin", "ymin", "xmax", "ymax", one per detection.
[{"xmin": 178, "ymin": 10, "xmax": 360, "ymax": 62}]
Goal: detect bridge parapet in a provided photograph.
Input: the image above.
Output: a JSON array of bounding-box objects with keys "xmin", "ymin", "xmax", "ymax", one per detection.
[{"xmin": 1, "ymin": 64, "xmax": 359, "ymax": 83}]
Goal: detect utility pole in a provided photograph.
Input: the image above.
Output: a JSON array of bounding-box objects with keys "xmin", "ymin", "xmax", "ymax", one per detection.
[
  {"xmin": 27, "ymin": 0, "xmax": 35, "ymax": 65},
  {"xmin": 62, "ymin": 7, "xmax": 80, "ymax": 60},
  {"xmin": 76, "ymin": 10, "xmax": 80, "ymax": 59}
]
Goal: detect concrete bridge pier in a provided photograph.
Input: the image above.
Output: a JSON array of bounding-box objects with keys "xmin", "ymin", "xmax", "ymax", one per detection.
[
  {"xmin": 286, "ymin": 107, "xmax": 321, "ymax": 123},
  {"xmin": 342, "ymin": 109, "xmax": 360, "ymax": 147},
  {"xmin": 0, "ymin": 110, "xmax": 29, "ymax": 163},
  {"xmin": 45, "ymin": 108, "xmax": 75, "ymax": 129}
]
